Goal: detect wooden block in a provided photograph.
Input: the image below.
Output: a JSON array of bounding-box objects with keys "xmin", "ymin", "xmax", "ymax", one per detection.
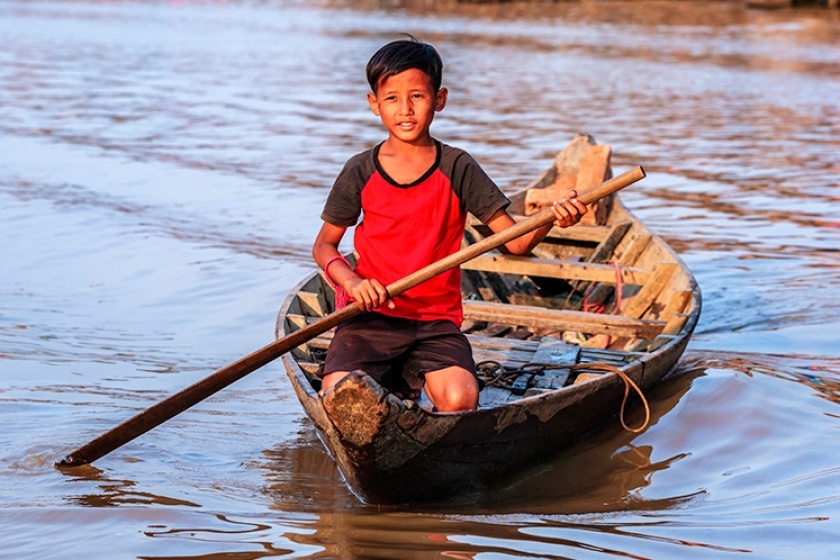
[
  {"xmin": 524, "ymin": 174, "xmax": 576, "ymax": 216},
  {"xmin": 553, "ymin": 134, "xmax": 596, "ymax": 176},
  {"xmin": 577, "ymin": 145, "xmax": 613, "ymax": 225},
  {"xmin": 576, "ymin": 145, "xmax": 613, "ymax": 191}
]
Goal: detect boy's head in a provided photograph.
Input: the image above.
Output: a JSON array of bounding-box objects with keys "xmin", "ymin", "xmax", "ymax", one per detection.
[{"xmin": 366, "ymin": 36, "xmax": 443, "ymax": 95}]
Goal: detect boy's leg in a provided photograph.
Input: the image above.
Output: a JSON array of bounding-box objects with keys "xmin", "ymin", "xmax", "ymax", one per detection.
[
  {"xmin": 406, "ymin": 320, "xmax": 479, "ymax": 412},
  {"xmin": 423, "ymin": 366, "xmax": 479, "ymax": 412},
  {"xmin": 320, "ymin": 313, "xmax": 413, "ymax": 394}
]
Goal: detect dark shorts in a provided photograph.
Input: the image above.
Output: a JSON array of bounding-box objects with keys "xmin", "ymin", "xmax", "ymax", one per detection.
[{"xmin": 322, "ymin": 312, "xmax": 476, "ymax": 399}]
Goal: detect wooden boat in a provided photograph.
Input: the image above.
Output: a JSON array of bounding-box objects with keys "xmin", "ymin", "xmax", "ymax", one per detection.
[{"xmin": 275, "ymin": 134, "xmax": 701, "ymax": 504}]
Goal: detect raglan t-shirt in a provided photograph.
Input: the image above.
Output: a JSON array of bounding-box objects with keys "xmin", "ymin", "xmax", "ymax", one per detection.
[{"xmin": 321, "ymin": 140, "xmax": 510, "ymax": 326}]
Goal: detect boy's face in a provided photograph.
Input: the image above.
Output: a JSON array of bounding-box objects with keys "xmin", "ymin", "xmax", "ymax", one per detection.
[{"xmin": 367, "ymin": 68, "xmax": 447, "ymax": 146}]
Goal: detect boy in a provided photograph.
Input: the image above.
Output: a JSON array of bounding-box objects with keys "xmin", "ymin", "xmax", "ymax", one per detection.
[{"xmin": 312, "ymin": 37, "xmax": 586, "ymax": 412}]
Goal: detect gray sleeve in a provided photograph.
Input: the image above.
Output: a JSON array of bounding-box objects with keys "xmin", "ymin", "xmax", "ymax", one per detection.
[
  {"xmin": 320, "ymin": 152, "xmax": 369, "ymax": 227},
  {"xmin": 448, "ymin": 149, "xmax": 510, "ymax": 223}
]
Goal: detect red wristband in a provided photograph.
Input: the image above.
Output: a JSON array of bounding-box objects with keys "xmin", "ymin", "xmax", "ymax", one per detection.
[{"xmin": 323, "ymin": 255, "xmax": 351, "ymax": 309}]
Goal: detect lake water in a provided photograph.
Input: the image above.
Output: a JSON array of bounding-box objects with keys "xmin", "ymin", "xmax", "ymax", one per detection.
[{"xmin": 1, "ymin": 1, "xmax": 839, "ymax": 558}]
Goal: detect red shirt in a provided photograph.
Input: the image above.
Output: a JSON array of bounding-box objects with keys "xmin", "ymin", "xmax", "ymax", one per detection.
[{"xmin": 321, "ymin": 141, "xmax": 509, "ymax": 325}]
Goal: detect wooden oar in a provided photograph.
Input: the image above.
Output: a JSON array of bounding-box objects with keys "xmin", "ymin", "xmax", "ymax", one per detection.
[{"xmin": 57, "ymin": 165, "xmax": 645, "ymax": 467}]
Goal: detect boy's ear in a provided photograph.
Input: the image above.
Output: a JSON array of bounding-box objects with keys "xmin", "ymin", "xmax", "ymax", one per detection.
[
  {"xmin": 367, "ymin": 92, "xmax": 380, "ymax": 116},
  {"xmin": 435, "ymin": 87, "xmax": 448, "ymax": 111}
]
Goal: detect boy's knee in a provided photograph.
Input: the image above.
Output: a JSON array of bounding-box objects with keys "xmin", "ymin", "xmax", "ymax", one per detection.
[
  {"xmin": 425, "ymin": 367, "xmax": 479, "ymax": 412},
  {"xmin": 438, "ymin": 390, "xmax": 478, "ymax": 412}
]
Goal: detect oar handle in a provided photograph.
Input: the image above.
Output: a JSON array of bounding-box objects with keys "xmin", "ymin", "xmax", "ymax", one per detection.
[{"xmin": 57, "ymin": 165, "xmax": 644, "ymax": 467}]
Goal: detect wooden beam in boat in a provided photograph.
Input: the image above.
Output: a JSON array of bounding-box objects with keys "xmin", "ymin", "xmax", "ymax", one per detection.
[
  {"xmin": 297, "ymin": 290, "xmax": 330, "ymax": 317},
  {"xmin": 641, "ymin": 288, "xmax": 694, "ymax": 352},
  {"xmin": 587, "ymin": 220, "xmax": 633, "ymax": 264},
  {"xmin": 583, "ymin": 232, "xmax": 653, "ymax": 305},
  {"xmin": 569, "ymin": 220, "xmax": 633, "ymax": 292},
  {"xmin": 617, "ymin": 232, "xmax": 653, "ymax": 264},
  {"xmin": 461, "ymin": 254, "xmax": 650, "ymax": 285},
  {"xmin": 621, "ymin": 262, "xmax": 679, "ymax": 319},
  {"xmin": 463, "ymin": 300, "xmax": 666, "ymax": 339},
  {"xmin": 661, "ymin": 288, "xmax": 694, "ymax": 334}
]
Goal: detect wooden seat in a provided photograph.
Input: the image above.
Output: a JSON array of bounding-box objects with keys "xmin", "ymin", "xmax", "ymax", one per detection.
[{"xmin": 462, "ymin": 300, "xmax": 666, "ymax": 339}]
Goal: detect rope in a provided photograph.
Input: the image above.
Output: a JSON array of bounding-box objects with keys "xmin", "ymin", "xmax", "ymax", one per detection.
[
  {"xmin": 476, "ymin": 359, "xmax": 650, "ymax": 434},
  {"xmin": 569, "ymin": 362, "xmax": 650, "ymax": 433}
]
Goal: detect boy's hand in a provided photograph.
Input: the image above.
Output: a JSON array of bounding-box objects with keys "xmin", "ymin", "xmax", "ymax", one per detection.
[
  {"xmin": 550, "ymin": 190, "xmax": 588, "ymax": 228},
  {"xmin": 345, "ymin": 276, "xmax": 394, "ymax": 311}
]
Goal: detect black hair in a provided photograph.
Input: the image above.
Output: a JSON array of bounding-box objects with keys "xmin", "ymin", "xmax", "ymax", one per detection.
[{"xmin": 366, "ymin": 36, "xmax": 443, "ymax": 94}]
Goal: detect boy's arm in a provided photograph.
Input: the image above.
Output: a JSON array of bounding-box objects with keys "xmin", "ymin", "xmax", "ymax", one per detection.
[
  {"xmin": 312, "ymin": 222, "xmax": 391, "ymax": 311},
  {"xmin": 484, "ymin": 191, "xmax": 587, "ymax": 255}
]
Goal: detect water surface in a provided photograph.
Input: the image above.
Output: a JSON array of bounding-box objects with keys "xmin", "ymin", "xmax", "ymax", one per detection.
[{"xmin": 1, "ymin": 1, "xmax": 839, "ymax": 558}]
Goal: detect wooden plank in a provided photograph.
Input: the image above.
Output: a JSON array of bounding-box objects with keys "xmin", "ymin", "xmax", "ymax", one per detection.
[
  {"xmin": 284, "ymin": 313, "xmax": 317, "ymax": 354},
  {"xmin": 585, "ymin": 233, "xmax": 653, "ymax": 304},
  {"xmin": 530, "ymin": 338, "xmax": 581, "ymax": 366},
  {"xmin": 462, "ymin": 254, "xmax": 649, "ymax": 285},
  {"xmin": 661, "ymin": 288, "xmax": 693, "ymax": 332},
  {"xmin": 621, "ymin": 262, "xmax": 678, "ymax": 319},
  {"xmin": 587, "ymin": 220, "xmax": 632, "ymax": 264},
  {"xmin": 465, "ymin": 334, "xmax": 537, "ymax": 352},
  {"xmin": 463, "ymin": 300, "xmax": 666, "ymax": 339},
  {"xmin": 647, "ymin": 334, "xmax": 676, "ymax": 352},
  {"xmin": 298, "ymin": 361, "xmax": 321, "ymax": 375},
  {"xmin": 617, "ymin": 233, "xmax": 653, "ymax": 264},
  {"xmin": 471, "ymin": 323, "xmax": 513, "ymax": 337},
  {"xmin": 297, "ymin": 290, "xmax": 329, "ymax": 317},
  {"xmin": 478, "ymin": 386, "xmax": 513, "ymax": 408},
  {"xmin": 285, "ymin": 313, "xmax": 309, "ymax": 330},
  {"xmin": 570, "ymin": 220, "xmax": 633, "ymax": 293},
  {"xmin": 467, "ymin": 333, "xmax": 537, "ymax": 366},
  {"xmin": 306, "ymin": 332, "xmax": 334, "ymax": 350},
  {"xmin": 472, "ymin": 346, "xmax": 534, "ymax": 369}
]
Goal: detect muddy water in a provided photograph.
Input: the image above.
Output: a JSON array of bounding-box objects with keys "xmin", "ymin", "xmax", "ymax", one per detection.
[{"xmin": 1, "ymin": 1, "xmax": 839, "ymax": 558}]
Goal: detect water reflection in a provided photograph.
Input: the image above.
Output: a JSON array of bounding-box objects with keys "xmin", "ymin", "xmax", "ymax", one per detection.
[
  {"xmin": 241, "ymin": 352, "xmax": 839, "ymax": 557},
  {"xmin": 259, "ymin": 427, "xmax": 360, "ymax": 511},
  {"xmin": 61, "ymin": 464, "xmax": 201, "ymax": 508}
]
